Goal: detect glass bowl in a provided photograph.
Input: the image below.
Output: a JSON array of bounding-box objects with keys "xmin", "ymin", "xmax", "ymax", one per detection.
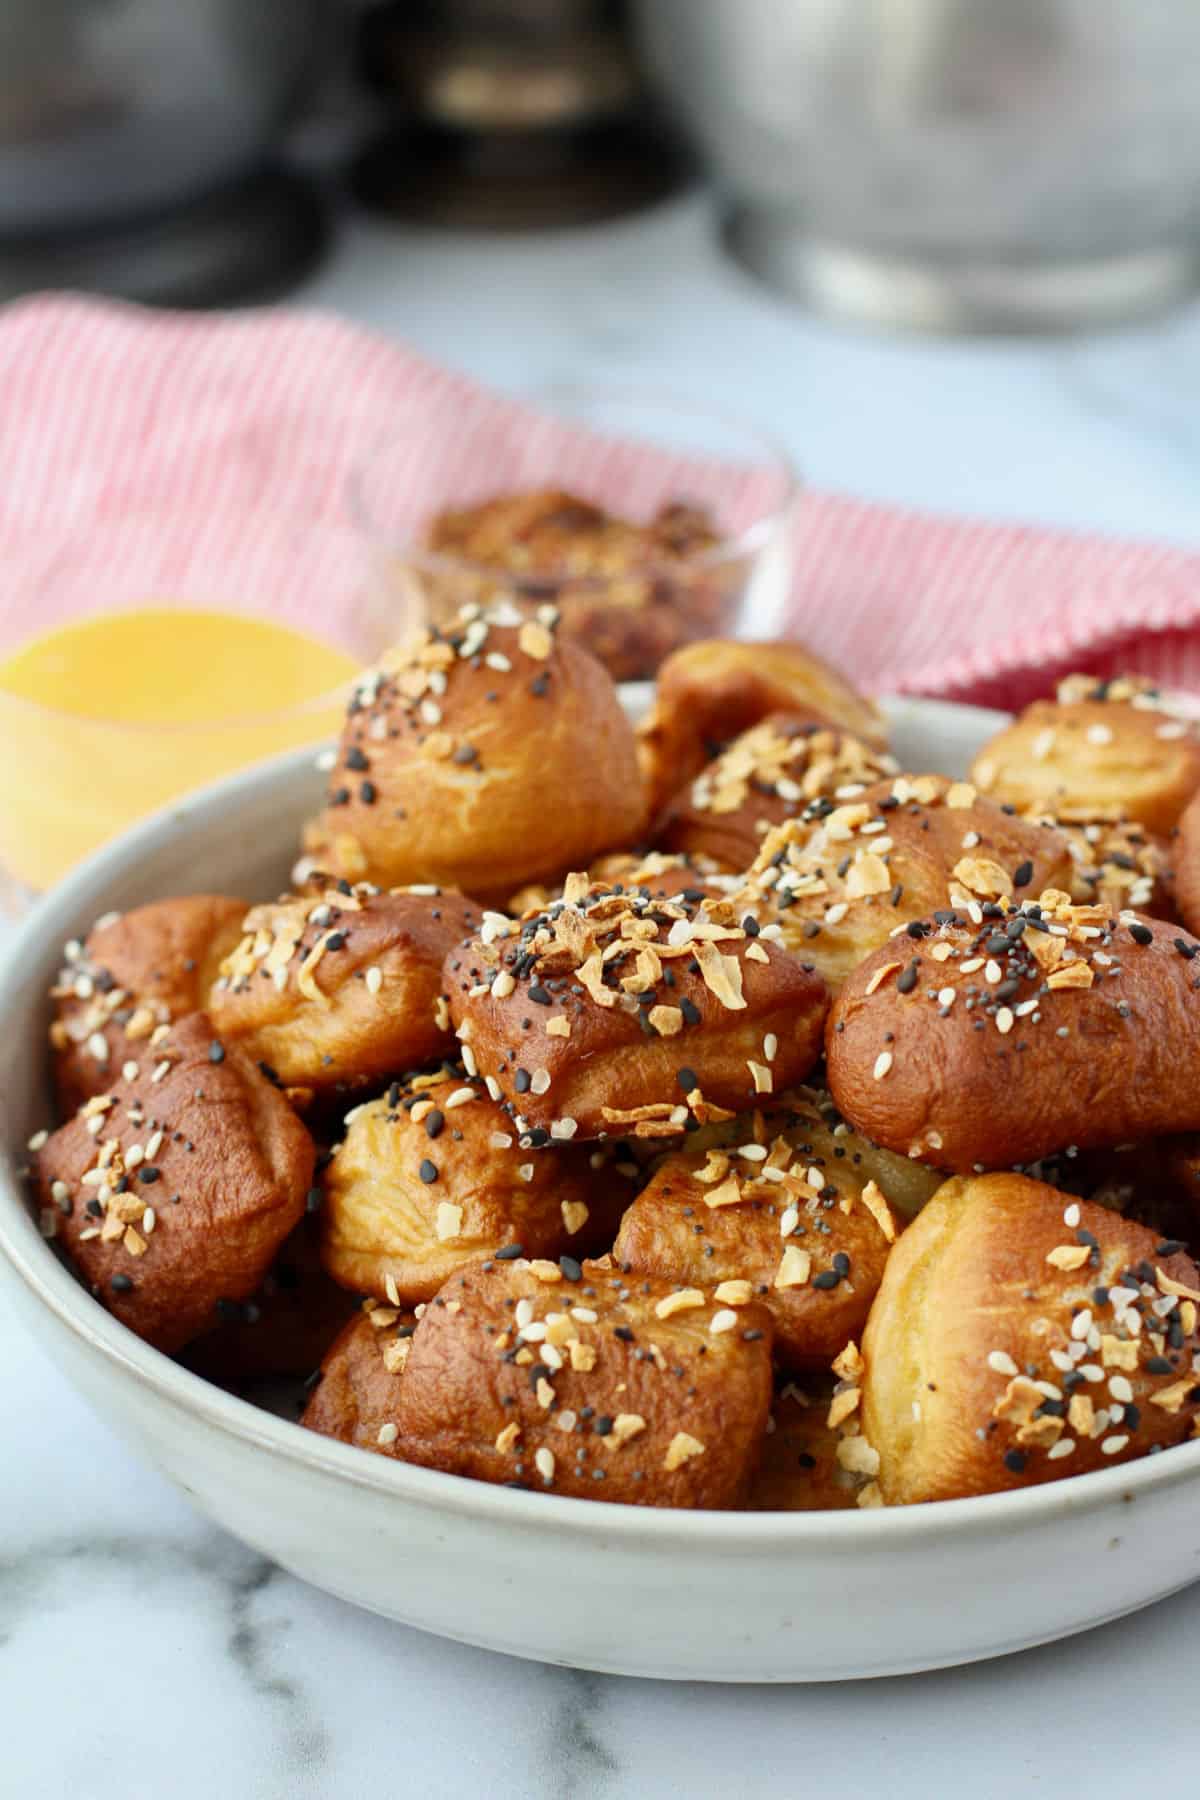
[
  {"xmin": 0, "ymin": 511, "xmax": 389, "ymax": 913},
  {"xmin": 350, "ymin": 386, "xmax": 799, "ymax": 684}
]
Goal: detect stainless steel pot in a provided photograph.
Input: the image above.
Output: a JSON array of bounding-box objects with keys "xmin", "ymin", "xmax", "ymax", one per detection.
[
  {"xmin": 634, "ymin": 0, "xmax": 1200, "ymax": 331},
  {"xmin": 0, "ymin": 0, "xmax": 331, "ymax": 239}
]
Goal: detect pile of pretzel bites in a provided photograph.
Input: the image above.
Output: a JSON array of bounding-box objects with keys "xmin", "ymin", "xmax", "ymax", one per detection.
[{"xmin": 30, "ymin": 618, "xmax": 1200, "ymax": 1509}]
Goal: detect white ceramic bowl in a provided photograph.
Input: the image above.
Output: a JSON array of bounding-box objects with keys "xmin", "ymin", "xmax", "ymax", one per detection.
[{"xmin": 4, "ymin": 695, "xmax": 1200, "ymax": 1683}]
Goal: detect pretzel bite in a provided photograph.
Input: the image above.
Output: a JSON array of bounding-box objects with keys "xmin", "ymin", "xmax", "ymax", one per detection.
[
  {"xmin": 445, "ymin": 880, "xmax": 828, "ymax": 1143},
  {"xmin": 425, "ymin": 489, "xmax": 728, "ymax": 683},
  {"xmin": 30, "ymin": 1014, "xmax": 314, "ymax": 1354},
  {"xmin": 320, "ymin": 1073, "xmax": 629, "ymax": 1304},
  {"xmin": 209, "ymin": 881, "xmax": 478, "ymax": 1094},
  {"xmin": 612, "ymin": 1091, "xmax": 902, "ymax": 1368},
  {"xmin": 861, "ymin": 1173, "xmax": 1200, "ymax": 1504},
  {"xmin": 970, "ymin": 674, "xmax": 1200, "ymax": 834},
  {"xmin": 301, "ymin": 1303, "xmax": 420, "ymax": 1454},
  {"xmin": 1053, "ymin": 817, "xmax": 1176, "ymax": 919},
  {"xmin": 637, "ymin": 638, "xmax": 888, "ymax": 821},
  {"xmin": 507, "ymin": 849, "xmax": 737, "ymax": 918},
  {"xmin": 827, "ymin": 889, "xmax": 1200, "ymax": 1172},
  {"xmin": 391, "ymin": 1256, "xmax": 774, "ymax": 1505},
  {"xmin": 735, "ymin": 774, "xmax": 1071, "ymax": 994},
  {"xmin": 656, "ymin": 715, "xmax": 898, "ymax": 871},
  {"xmin": 302, "ymin": 603, "xmax": 645, "ymax": 898},
  {"xmin": 748, "ymin": 1377, "xmax": 874, "ymax": 1511},
  {"xmin": 180, "ymin": 1215, "xmax": 357, "ymax": 1387},
  {"xmin": 48, "ymin": 895, "xmax": 248, "ymax": 1114},
  {"xmin": 1172, "ymin": 787, "xmax": 1200, "ymax": 936}
]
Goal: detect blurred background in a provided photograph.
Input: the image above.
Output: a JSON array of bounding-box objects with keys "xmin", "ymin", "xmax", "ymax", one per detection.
[
  {"xmin": 3, "ymin": 0, "xmax": 1200, "ymax": 907},
  {"xmin": 6, "ymin": 0, "xmax": 1200, "ymax": 330}
]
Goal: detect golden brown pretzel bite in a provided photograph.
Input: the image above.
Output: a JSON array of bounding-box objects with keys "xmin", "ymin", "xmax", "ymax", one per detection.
[
  {"xmin": 209, "ymin": 881, "xmax": 478, "ymax": 1093},
  {"xmin": 637, "ymin": 637, "xmax": 888, "ymax": 822},
  {"xmin": 445, "ymin": 879, "xmax": 828, "ymax": 1143},
  {"xmin": 301, "ymin": 1304, "xmax": 419, "ymax": 1455},
  {"xmin": 320, "ymin": 1073, "xmax": 631, "ymax": 1305},
  {"xmin": 826, "ymin": 891, "xmax": 1200, "ymax": 1172},
  {"xmin": 612, "ymin": 1091, "xmax": 903, "ymax": 1369},
  {"xmin": 302, "ymin": 603, "xmax": 645, "ymax": 898},
  {"xmin": 48, "ymin": 895, "xmax": 248, "ymax": 1114},
  {"xmin": 970, "ymin": 674, "xmax": 1200, "ymax": 834},
  {"xmin": 31, "ymin": 1014, "xmax": 315, "ymax": 1354},
  {"xmin": 735, "ymin": 774, "xmax": 1071, "ymax": 994},
  {"xmin": 1172, "ymin": 787, "xmax": 1200, "ymax": 936},
  {"xmin": 1053, "ymin": 816, "xmax": 1176, "ymax": 919},
  {"xmin": 391, "ymin": 1256, "xmax": 775, "ymax": 1505},
  {"xmin": 861, "ymin": 1173, "xmax": 1200, "ymax": 1504},
  {"xmin": 656, "ymin": 715, "xmax": 898, "ymax": 871}
]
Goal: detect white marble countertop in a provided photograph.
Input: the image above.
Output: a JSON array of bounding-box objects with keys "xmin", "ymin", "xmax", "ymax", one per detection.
[{"xmin": 7, "ymin": 192, "xmax": 1200, "ymax": 1797}]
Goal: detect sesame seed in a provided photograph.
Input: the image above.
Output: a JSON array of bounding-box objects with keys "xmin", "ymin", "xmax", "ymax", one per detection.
[
  {"xmin": 873, "ymin": 1051, "xmax": 893, "ymax": 1080},
  {"xmin": 377, "ymin": 1423, "xmax": 399, "ymax": 1446},
  {"xmin": 987, "ymin": 1350, "xmax": 1019, "ymax": 1376}
]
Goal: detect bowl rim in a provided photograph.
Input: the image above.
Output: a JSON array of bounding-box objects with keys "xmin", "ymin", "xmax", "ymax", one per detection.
[{"xmin": 5, "ymin": 702, "xmax": 1200, "ymax": 1550}]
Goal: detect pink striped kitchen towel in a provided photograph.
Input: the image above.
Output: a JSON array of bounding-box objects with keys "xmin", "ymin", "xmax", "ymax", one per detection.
[{"xmin": 1, "ymin": 293, "xmax": 1197, "ymax": 711}]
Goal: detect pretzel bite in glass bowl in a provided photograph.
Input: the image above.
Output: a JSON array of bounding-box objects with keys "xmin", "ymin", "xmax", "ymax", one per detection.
[{"xmin": 970, "ymin": 673, "xmax": 1200, "ymax": 834}]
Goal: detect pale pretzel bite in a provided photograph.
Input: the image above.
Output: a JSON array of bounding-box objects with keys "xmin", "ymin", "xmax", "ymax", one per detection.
[
  {"xmin": 31, "ymin": 1014, "xmax": 315, "ymax": 1354},
  {"xmin": 612, "ymin": 1090, "xmax": 907, "ymax": 1368},
  {"xmin": 444, "ymin": 877, "xmax": 828, "ymax": 1145},
  {"xmin": 638, "ymin": 637, "xmax": 888, "ymax": 824},
  {"xmin": 387, "ymin": 1256, "xmax": 775, "ymax": 1506},
  {"xmin": 320, "ymin": 1072, "xmax": 633, "ymax": 1305},
  {"xmin": 971, "ymin": 673, "xmax": 1200, "ymax": 835},
  {"xmin": 425, "ymin": 488, "xmax": 729, "ymax": 683},
  {"xmin": 656, "ymin": 714, "xmax": 898, "ymax": 871},
  {"xmin": 734, "ymin": 773, "xmax": 1071, "ymax": 994},
  {"xmin": 301, "ymin": 1303, "xmax": 420, "ymax": 1456},
  {"xmin": 48, "ymin": 894, "xmax": 249, "ymax": 1114},
  {"xmin": 827, "ymin": 889, "xmax": 1200, "ymax": 1172},
  {"xmin": 861, "ymin": 1174, "xmax": 1200, "ymax": 1505},
  {"xmin": 209, "ymin": 879, "xmax": 478, "ymax": 1094},
  {"xmin": 301, "ymin": 601, "xmax": 645, "ymax": 898}
]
